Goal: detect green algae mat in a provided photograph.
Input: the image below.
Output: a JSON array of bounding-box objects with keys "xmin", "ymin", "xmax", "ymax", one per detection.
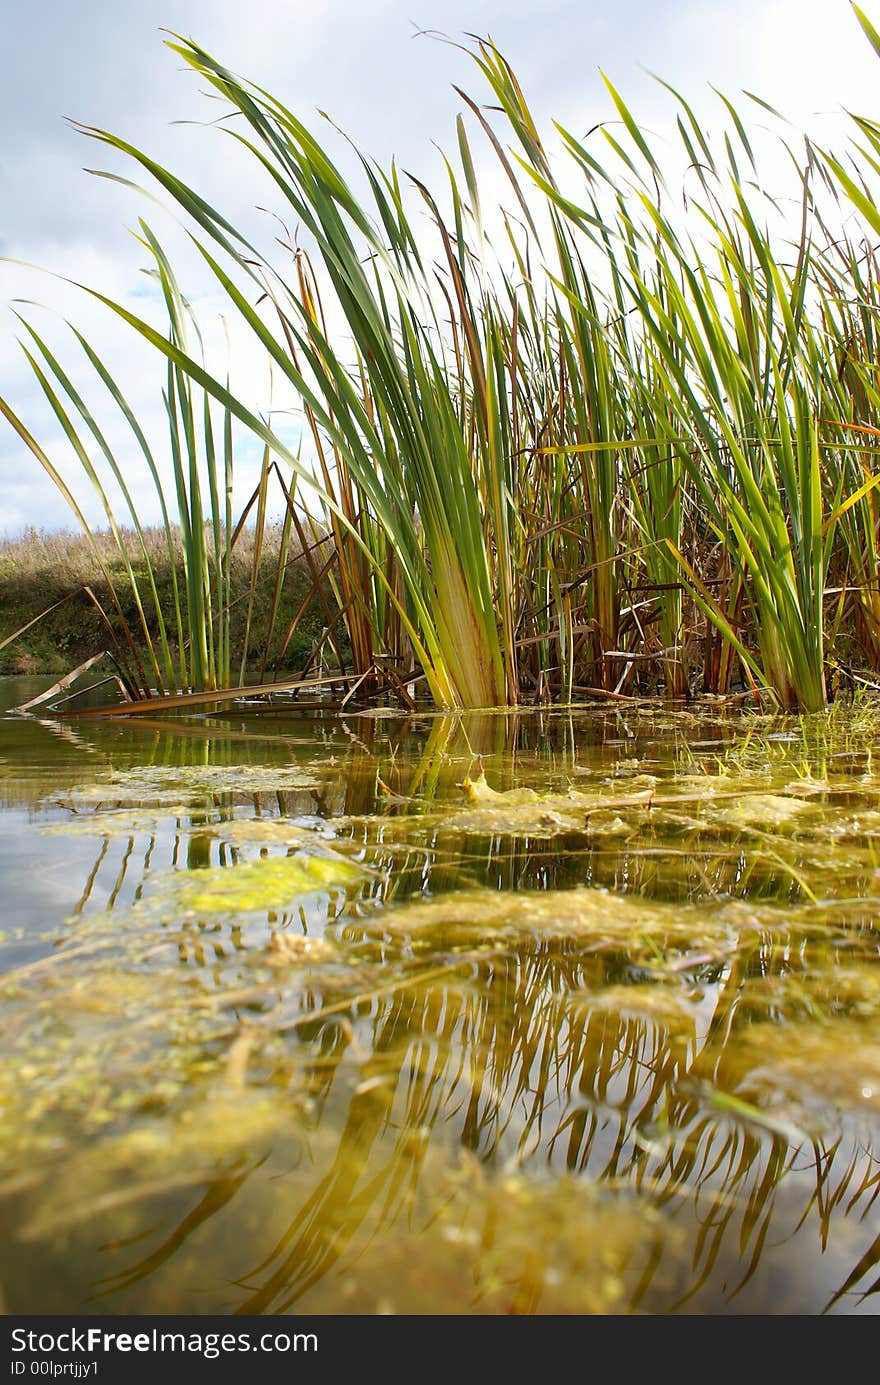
[{"xmin": 2, "ymin": 686, "xmax": 880, "ymax": 1314}]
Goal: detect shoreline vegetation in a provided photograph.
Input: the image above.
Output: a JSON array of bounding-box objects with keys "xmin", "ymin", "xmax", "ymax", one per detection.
[
  {"xmin": 6, "ymin": 14, "xmax": 880, "ymax": 712},
  {"xmin": 0, "ymin": 526, "xmax": 328, "ymax": 685}
]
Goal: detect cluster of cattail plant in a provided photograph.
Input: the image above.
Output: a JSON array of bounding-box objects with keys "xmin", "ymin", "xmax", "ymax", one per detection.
[{"xmin": 7, "ymin": 11, "xmax": 880, "ymax": 712}]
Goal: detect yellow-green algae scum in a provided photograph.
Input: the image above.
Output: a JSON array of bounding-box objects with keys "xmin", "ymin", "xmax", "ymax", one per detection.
[{"xmin": 2, "ymin": 696, "xmax": 880, "ymax": 1314}]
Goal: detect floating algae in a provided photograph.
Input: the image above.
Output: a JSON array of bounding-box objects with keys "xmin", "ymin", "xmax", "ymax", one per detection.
[
  {"xmin": 42, "ymin": 762, "xmax": 323, "ymax": 810},
  {"xmin": 707, "ymin": 793, "xmax": 813, "ymax": 829},
  {"xmin": 443, "ymin": 765, "xmax": 824, "ymax": 842},
  {"xmin": 460, "ymin": 769, "xmax": 541, "ymax": 805},
  {"xmin": 43, "ymin": 806, "xmax": 349, "ymax": 865},
  {"xmin": 14, "ymin": 1091, "xmax": 303, "ymax": 1244},
  {"xmin": 449, "ymin": 803, "xmax": 589, "ymax": 836},
  {"xmin": 297, "ymin": 1163, "xmax": 689, "ymax": 1315},
  {"xmin": 420, "ymin": 769, "xmax": 654, "ymax": 838},
  {"xmin": 41, "ymin": 805, "xmax": 202, "ymax": 836},
  {"xmin": 152, "ymin": 852, "xmax": 368, "ymax": 918},
  {"xmin": 0, "ymin": 894, "xmax": 367, "ymax": 1188},
  {"xmin": 735, "ymin": 1018, "xmax": 880, "ymax": 1115},
  {"xmin": 577, "ymin": 982, "xmax": 700, "ymax": 1032},
  {"xmin": 208, "ymin": 817, "xmax": 340, "ymax": 846},
  {"xmin": 266, "ymin": 931, "xmax": 336, "ymax": 964},
  {"xmin": 364, "ymin": 883, "xmax": 757, "ymax": 951},
  {"xmin": 4, "ymin": 700, "xmax": 880, "ymax": 1313}
]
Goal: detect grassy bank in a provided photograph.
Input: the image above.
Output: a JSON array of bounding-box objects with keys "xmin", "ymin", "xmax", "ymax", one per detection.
[{"xmin": 0, "ymin": 525, "xmax": 328, "ymax": 680}]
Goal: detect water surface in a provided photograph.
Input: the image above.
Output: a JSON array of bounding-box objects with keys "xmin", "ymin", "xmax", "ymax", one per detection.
[{"xmin": 2, "ymin": 678, "xmax": 880, "ymax": 1314}]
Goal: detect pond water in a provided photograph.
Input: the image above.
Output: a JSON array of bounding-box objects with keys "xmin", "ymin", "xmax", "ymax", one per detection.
[{"xmin": 2, "ymin": 676, "xmax": 880, "ymax": 1315}]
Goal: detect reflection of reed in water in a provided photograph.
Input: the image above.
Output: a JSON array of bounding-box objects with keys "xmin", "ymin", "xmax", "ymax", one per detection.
[
  {"xmin": 8, "ymin": 706, "xmax": 880, "ymax": 1312},
  {"xmin": 74, "ymin": 915, "xmax": 880, "ymax": 1315}
]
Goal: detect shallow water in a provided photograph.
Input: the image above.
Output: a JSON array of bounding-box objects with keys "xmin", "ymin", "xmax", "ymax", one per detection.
[{"xmin": 2, "ymin": 677, "xmax": 880, "ymax": 1314}]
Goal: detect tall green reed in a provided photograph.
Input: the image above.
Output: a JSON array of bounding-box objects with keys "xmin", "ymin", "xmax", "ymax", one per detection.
[
  {"xmin": 0, "ymin": 233, "xmax": 295, "ymax": 695},
  {"xmin": 76, "ymin": 39, "xmax": 518, "ymax": 708},
  {"xmin": 11, "ymin": 26, "xmax": 880, "ymax": 710}
]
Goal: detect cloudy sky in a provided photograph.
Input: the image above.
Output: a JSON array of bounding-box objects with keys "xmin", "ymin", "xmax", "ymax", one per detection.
[{"xmin": 1, "ymin": 0, "xmax": 878, "ymax": 536}]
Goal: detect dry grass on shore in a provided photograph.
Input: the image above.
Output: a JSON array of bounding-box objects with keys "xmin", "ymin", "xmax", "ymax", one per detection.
[{"xmin": 0, "ymin": 523, "xmax": 328, "ymax": 678}]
